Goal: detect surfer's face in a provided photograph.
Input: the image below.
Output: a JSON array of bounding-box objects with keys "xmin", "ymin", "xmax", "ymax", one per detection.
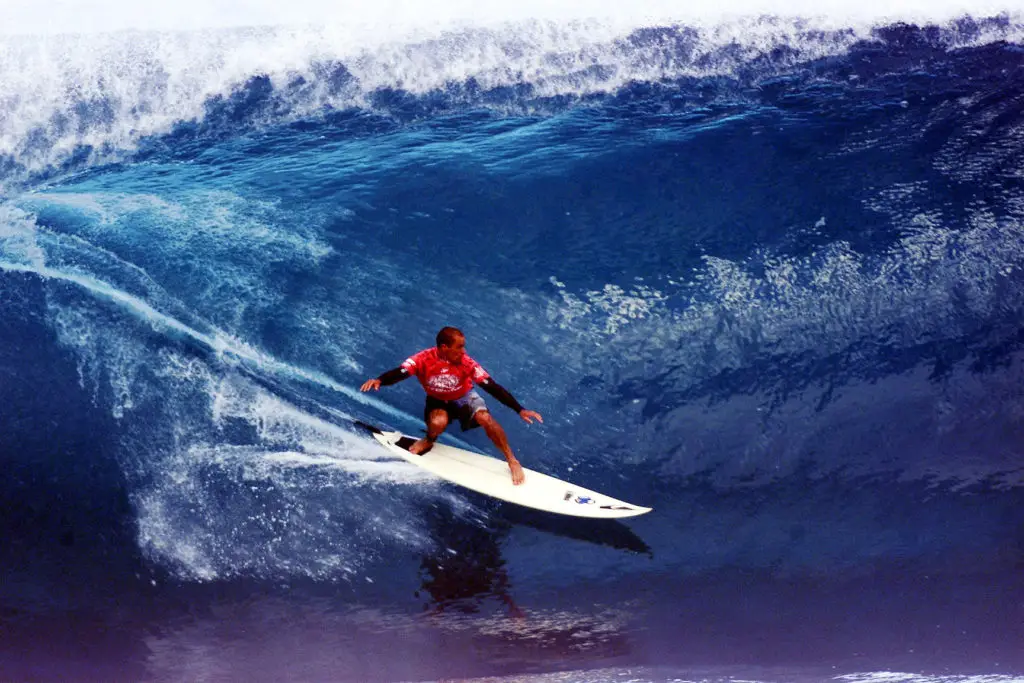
[{"xmin": 439, "ymin": 336, "xmax": 466, "ymax": 363}]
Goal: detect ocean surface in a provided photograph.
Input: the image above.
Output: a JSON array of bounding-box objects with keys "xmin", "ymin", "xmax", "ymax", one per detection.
[{"xmin": 1, "ymin": 6, "xmax": 1023, "ymax": 682}]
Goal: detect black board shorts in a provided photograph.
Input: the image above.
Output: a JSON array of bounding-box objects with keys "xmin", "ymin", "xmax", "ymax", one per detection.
[{"xmin": 424, "ymin": 390, "xmax": 487, "ymax": 431}]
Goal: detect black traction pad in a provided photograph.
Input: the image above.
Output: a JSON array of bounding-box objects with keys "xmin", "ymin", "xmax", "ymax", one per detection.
[{"xmin": 395, "ymin": 436, "xmax": 418, "ymax": 451}]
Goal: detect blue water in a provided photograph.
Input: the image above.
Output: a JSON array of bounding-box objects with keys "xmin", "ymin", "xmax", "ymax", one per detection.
[{"xmin": 1, "ymin": 13, "xmax": 1023, "ymax": 682}]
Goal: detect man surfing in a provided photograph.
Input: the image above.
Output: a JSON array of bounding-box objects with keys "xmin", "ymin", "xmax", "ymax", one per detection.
[{"xmin": 360, "ymin": 326, "xmax": 543, "ymax": 485}]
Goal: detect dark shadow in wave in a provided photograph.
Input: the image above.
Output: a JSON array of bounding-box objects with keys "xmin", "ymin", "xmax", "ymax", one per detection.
[{"xmin": 496, "ymin": 503, "xmax": 652, "ymax": 556}]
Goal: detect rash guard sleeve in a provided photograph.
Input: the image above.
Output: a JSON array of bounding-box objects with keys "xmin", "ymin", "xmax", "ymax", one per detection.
[
  {"xmin": 377, "ymin": 366, "xmax": 410, "ymax": 386},
  {"xmin": 478, "ymin": 377, "xmax": 524, "ymax": 414}
]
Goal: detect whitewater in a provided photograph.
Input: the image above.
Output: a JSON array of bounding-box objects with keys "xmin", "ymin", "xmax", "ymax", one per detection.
[{"xmin": 1, "ymin": 1, "xmax": 1022, "ymax": 681}]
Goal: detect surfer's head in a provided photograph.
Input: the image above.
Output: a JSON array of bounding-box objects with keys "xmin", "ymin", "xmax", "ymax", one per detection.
[{"xmin": 436, "ymin": 326, "xmax": 466, "ymax": 363}]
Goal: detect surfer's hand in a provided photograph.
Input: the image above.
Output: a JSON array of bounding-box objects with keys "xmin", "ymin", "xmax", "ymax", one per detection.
[
  {"xmin": 519, "ymin": 409, "xmax": 543, "ymax": 425},
  {"xmin": 360, "ymin": 378, "xmax": 381, "ymax": 392},
  {"xmin": 507, "ymin": 457, "xmax": 525, "ymax": 485}
]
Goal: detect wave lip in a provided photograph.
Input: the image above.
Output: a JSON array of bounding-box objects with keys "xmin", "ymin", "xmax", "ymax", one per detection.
[
  {"xmin": 0, "ymin": 12, "xmax": 1021, "ymax": 181},
  {"xmin": 1, "ymin": 0, "xmax": 1021, "ymax": 37}
]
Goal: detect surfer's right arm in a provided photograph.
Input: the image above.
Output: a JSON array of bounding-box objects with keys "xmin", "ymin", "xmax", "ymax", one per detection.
[{"xmin": 360, "ymin": 367, "xmax": 409, "ymax": 392}]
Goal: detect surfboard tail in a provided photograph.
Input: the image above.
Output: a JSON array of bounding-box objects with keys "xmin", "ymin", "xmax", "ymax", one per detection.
[{"xmin": 352, "ymin": 420, "xmax": 384, "ymax": 435}]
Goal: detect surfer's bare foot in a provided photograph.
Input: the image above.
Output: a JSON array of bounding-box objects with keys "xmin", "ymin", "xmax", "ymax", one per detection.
[
  {"xmin": 508, "ymin": 458, "xmax": 525, "ymax": 485},
  {"xmin": 408, "ymin": 438, "xmax": 434, "ymax": 455}
]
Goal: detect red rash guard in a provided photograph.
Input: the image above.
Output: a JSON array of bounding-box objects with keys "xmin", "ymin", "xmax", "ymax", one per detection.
[{"xmin": 400, "ymin": 347, "xmax": 490, "ymax": 401}]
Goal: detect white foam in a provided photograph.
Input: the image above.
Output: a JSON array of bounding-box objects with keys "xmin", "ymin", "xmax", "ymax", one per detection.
[
  {"xmin": 0, "ymin": 204, "xmax": 47, "ymax": 268},
  {"xmin": 0, "ymin": 6, "xmax": 1018, "ymax": 174},
  {"xmin": 547, "ymin": 203, "xmax": 1024, "ymax": 372},
  {"xmin": 135, "ymin": 424, "xmax": 443, "ymax": 581},
  {"xmin": 0, "ymin": 0, "xmax": 1017, "ymax": 37}
]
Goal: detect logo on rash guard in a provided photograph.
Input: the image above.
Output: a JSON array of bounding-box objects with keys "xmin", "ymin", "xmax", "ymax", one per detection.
[{"xmin": 427, "ymin": 373, "xmax": 462, "ymax": 394}]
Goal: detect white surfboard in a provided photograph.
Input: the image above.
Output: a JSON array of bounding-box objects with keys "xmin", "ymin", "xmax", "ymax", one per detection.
[{"xmin": 366, "ymin": 427, "xmax": 651, "ymax": 519}]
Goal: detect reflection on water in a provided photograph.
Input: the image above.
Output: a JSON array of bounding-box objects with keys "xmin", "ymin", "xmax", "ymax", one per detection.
[
  {"xmin": 416, "ymin": 506, "xmax": 522, "ymax": 617},
  {"xmin": 415, "ymin": 498, "xmax": 652, "ymax": 617}
]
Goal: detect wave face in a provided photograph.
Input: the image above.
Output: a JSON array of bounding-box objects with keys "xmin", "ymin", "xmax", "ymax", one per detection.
[{"xmin": 2, "ymin": 12, "xmax": 1024, "ymax": 682}]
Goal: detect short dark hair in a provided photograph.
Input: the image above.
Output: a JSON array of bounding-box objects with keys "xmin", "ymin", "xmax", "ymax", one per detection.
[{"xmin": 436, "ymin": 326, "xmax": 464, "ymax": 347}]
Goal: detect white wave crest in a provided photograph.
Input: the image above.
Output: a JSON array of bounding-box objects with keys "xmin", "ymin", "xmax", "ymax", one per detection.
[{"xmin": 0, "ymin": 10, "xmax": 1019, "ymax": 174}]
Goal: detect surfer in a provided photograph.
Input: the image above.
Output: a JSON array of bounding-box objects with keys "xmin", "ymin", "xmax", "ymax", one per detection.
[{"xmin": 360, "ymin": 326, "xmax": 543, "ymax": 485}]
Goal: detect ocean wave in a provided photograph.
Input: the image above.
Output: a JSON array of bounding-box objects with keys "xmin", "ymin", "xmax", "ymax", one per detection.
[
  {"xmin": 546, "ymin": 206, "xmax": 1024, "ymax": 383},
  {"xmin": 0, "ymin": 14, "xmax": 1020, "ymax": 181}
]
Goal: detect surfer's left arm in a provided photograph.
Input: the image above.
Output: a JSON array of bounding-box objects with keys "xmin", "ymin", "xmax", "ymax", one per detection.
[{"xmin": 478, "ymin": 377, "xmax": 543, "ymax": 424}]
